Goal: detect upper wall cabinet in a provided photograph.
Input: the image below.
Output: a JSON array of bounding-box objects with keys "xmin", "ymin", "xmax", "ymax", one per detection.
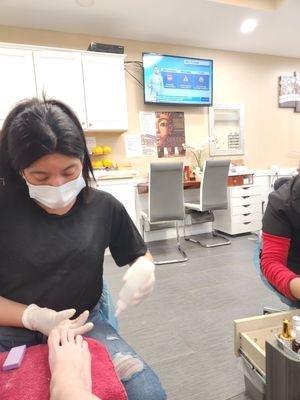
[
  {"xmin": 0, "ymin": 44, "xmax": 128, "ymax": 132},
  {"xmin": 0, "ymin": 48, "xmax": 37, "ymax": 123},
  {"xmin": 33, "ymin": 50, "xmax": 87, "ymax": 128},
  {"xmin": 82, "ymin": 53, "xmax": 128, "ymax": 131}
]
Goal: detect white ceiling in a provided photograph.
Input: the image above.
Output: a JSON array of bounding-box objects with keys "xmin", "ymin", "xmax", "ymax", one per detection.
[{"xmin": 0, "ymin": 0, "xmax": 299, "ymax": 58}]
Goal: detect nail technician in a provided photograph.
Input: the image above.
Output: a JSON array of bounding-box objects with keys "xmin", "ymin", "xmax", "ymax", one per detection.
[{"xmin": 0, "ymin": 98, "xmax": 166, "ymax": 400}]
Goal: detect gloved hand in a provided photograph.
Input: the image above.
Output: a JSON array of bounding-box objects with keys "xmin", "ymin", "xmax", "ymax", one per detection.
[
  {"xmin": 22, "ymin": 304, "xmax": 94, "ymax": 337},
  {"xmin": 115, "ymin": 256, "xmax": 155, "ymax": 317}
]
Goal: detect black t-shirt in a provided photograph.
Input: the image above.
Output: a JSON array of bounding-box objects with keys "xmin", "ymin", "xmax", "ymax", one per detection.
[
  {"xmin": 0, "ymin": 181, "xmax": 147, "ymax": 316},
  {"xmin": 262, "ymin": 175, "xmax": 300, "ymax": 273}
]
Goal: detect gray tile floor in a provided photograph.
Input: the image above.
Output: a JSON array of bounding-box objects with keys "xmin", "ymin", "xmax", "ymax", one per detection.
[{"xmin": 104, "ymin": 234, "xmax": 284, "ymax": 400}]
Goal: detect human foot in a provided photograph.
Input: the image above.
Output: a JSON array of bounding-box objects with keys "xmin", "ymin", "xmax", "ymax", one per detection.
[{"xmin": 48, "ymin": 328, "xmax": 92, "ymax": 398}]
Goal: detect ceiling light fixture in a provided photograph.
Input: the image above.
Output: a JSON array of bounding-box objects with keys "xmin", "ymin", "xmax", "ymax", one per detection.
[
  {"xmin": 75, "ymin": 0, "xmax": 95, "ymax": 7},
  {"xmin": 240, "ymin": 18, "xmax": 257, "ymax": 34}
]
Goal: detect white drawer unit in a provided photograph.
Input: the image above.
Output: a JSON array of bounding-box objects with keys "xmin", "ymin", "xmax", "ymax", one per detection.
[
  {"xmin": 230, "ymin": 195, "xmax": 261, "ymax": 207},
  {"xmin": 213, "ymin": 184, "xmax": 262, "ymax": 235},
  {"xmin": 230, "ymin": 185, "xmax": 262, "ymax": 197},
  {"xmin": 230, "ymin": 203, "xmax": 261, "ymax": 216}
]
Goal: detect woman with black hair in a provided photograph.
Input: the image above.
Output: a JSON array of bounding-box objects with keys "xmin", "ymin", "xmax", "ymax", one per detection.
[{"xmin": 0, "ymin": 98, "xmax": 166, "ymax": 400}]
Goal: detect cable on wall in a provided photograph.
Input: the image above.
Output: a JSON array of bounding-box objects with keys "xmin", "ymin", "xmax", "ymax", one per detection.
[{"xmin": 124, "ymin": 61, "xmax": 143, "ymax": 87}]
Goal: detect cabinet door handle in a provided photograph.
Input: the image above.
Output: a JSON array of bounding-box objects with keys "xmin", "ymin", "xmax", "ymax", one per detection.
[
  {"xmin": 243, "ymin": 222, "xmax": 251, "ymax": 225},
  {"xmin": 242, "ymin": 196, "xmax": 250, "ymax": 199},
  {"xmin": 242, "ymin": 204, "xmax": 250, "ymax": 208},
  {"xmin": 243, "ymin": 213, "xmax": 251, "ymax": 216}
]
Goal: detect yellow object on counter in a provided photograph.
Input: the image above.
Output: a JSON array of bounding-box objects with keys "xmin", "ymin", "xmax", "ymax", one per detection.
[
  {"xmin": 103, "ymin": 146, "xmax": 112, "ymax": 154},
  {"xmin": 102, "ymin": 158, "xmax": 113, "ymax": 168},
  {"xmin": 92, "ymin": 146, "xmax": 104, "ymax": 155},
  {"xmin": 92, "ymin": 160, "xmax": 103, "ymax": 168}
]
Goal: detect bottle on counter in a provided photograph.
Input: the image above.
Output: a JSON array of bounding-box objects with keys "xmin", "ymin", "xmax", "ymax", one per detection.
[
  {"xmin": 292, "ymin": 326, "xmax": 300, "ymax": 353},
  {"xmin": 291, "ymin": 315, "xmax": 300, "ymax": 338},
  {"xmin": 184, "ymin": 165, "xmax": 190, "ymax": 181},
  {"xmin": 280, "ymin": 319, "xmax": 293, "ymax": 341}
]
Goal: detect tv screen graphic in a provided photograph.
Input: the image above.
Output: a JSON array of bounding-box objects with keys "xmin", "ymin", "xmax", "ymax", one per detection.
[{"xmin": 143, "ymin": 53, "xmax": 213, "ymax": 106}]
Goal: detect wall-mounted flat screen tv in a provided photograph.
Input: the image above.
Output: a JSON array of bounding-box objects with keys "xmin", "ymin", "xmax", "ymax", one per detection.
[{"xmin": 143, "ymin": 53, "xmax": 213, "ymax": 106}]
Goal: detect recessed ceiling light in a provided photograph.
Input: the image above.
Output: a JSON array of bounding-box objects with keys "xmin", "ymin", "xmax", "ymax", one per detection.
[
  {"xmin": 75, "ymin": 0, "xmax": 95, "ymax": 7},
  {"xmin": 240, "ymin": 18, "xmax": 257, "ymax": 34}
]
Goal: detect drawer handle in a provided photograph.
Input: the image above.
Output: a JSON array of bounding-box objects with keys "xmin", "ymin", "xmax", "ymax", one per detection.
[
  {"xmin": 243, "ymin": 222, "xmax": 251, "ymax": 225},
  {"xmin": 242, "ymin": 205, "xmax": 250, "ymax": 208},
  {"xmin": 243, "ymin": 213, "xmax": 251, "ymax": 216},
  {"xmin": 242, "ymin": 187, "xmax": 250, "ymax": 190},
  {"xmin": 242, "ymin": 196, "xmax": 250, "ymax": 199}
]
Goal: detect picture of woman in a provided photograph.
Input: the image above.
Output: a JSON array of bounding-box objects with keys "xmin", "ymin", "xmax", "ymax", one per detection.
[{"xmin": 155, "ymin": 112, "xmax": 186, "ymax": 158}]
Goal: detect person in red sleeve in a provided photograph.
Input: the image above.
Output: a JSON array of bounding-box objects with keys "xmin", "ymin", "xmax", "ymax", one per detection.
[{"xmin": 261, "ymin": 175, "xmax": 300, "ymax": 307}]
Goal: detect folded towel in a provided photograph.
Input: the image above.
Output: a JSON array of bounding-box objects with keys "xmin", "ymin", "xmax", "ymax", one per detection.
[{"xmin": 0, "ymin": 338, "xmax": 127, "ymax": 400}]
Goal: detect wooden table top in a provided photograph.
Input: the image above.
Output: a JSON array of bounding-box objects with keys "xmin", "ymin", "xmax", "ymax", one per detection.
[
  {"xmin": 136, "ymin": 173, "xmax": 254, "ymax": 194},
  {"xmin": 137, "ymin": 179, "xmax": 201, "ymax": 194}
]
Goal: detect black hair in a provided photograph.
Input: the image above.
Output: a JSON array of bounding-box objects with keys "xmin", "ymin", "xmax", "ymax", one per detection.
[{"xmin": 0, "ymin": 97, "xmax": 95, "ymax": 198}]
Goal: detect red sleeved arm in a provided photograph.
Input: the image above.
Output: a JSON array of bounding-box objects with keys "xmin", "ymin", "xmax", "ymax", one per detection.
[{"xmin": 261, "ymin": 232, "xmax": 298, "ymax": 300}]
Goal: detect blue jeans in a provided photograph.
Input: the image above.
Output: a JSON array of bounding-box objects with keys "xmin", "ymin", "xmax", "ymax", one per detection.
[
  {"xmin": 98, "ymin": 280, "xmax": 119, "ymax": 332},
  {"xmin": 0, "ymin": 304, "xmax": 167, "ymax": 400}
]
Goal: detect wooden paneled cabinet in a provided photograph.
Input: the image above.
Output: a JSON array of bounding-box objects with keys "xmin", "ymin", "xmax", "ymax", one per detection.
[
  {"xmin": 0, "ymin": 44, "xmax": 128, "ymax": 132},
  {"xmin": 33, "ymin": 50, "xmax": 87, "ymax": 127},
  {"xmin": 0, "ymin": 48, "xmax": 37, "ymax": 122},
  {"xmin": 82, "ymin": 53, "xmax": 128, "ymax": 131}
]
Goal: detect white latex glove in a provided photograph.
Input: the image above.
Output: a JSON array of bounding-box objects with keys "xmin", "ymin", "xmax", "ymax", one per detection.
[
  {"xmin": 22, "ymin": 304, "xmax": 94, "ymax": 337},
  {"xmin": 115, "ymin": 256, "xmax": 155, "ymax": 317}
]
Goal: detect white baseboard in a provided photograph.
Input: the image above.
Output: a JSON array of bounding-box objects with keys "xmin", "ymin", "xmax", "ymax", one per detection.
[{"xmin": 144, "ymin": 222, "xmax": 212, "ymax": 242}]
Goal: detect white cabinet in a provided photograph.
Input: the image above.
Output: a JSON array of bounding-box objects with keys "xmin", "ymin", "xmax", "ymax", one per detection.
[
  {"xmin": 0, "ymin": 48, "xmax": 37, "ymax": 124},
  {"xmin": 0, "ymin": 43, "xmax": 128, "ymax": 132},
  {"xmin": 33, "ymin": 50, "xmax": 87, "ymax": 127},
  {"xmin": 82, "ymin": 53, "xmax": 128, "ymax": 132},
  {"xmin": 213, "ymin": 184, "xmax": 263, "ymax": 235},
  {"xmin": 94, "ymin": 180, "xmax": 136, "ymax": 224}
]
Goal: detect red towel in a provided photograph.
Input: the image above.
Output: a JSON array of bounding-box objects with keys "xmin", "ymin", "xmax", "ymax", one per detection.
[{"xmin": 0, "ymin": 338, "xmax": 127, "ymax": 400}]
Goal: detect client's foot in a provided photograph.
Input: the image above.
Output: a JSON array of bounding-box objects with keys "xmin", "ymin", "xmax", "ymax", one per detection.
[{"xmin": 48, "ymin": 328, "xmax": 92, "ymax": 397}]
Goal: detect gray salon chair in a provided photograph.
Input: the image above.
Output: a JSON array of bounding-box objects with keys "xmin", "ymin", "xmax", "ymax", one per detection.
[
  {"xmin": 184, "ymin": 159, "xmax": 231, "ymax": 248},
  {"xmin": 140, "ymin": 162, "xmax": 188, "ymax": 265}
]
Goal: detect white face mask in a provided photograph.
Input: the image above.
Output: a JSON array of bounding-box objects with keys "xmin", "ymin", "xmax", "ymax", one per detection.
[{"xmin": 25, "ymin": 173, "xmax": 86, "ymax": 209}]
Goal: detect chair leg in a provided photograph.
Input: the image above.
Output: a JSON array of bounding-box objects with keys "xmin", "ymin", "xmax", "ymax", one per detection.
[
  {"xmin": 176, "ymin": 221, "xmax": 188, "ymax": 261},
  {"xmin": 182, "ymin": 219, "xmax": 187, "ymax": 238},
  {"xmin": 154, "ymin": 221, "xmax": 188, "ymax": 265},
  {"xmin": 140, "ymin": 216, "xmax": 145, "ymax": 240},
  {"xmin": 185, "ymin": 229, "xmax": 231, "ymax": 248},
  {"xmin": 210, "ymin": 230, "xmax": 231, "ymax": 247}
]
